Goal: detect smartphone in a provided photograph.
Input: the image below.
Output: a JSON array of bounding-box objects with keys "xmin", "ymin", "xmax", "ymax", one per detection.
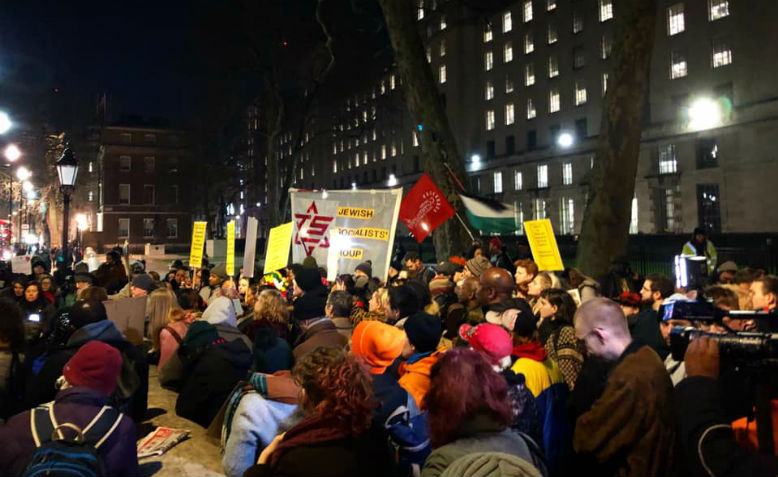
[{"xmin": 28, "ymin": 313, "xmax": 41, "ymax": 323}]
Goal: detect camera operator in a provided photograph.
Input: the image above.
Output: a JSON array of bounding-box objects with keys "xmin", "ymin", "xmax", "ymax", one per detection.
[{"xmin": 677, "ymin": 337, "xmax": 778, "ymax": 476}]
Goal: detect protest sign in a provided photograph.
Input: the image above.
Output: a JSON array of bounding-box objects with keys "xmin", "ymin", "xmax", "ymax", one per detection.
[
  {"xmin": 104, "ymin": 296, "xmax": 147, "ymax": 345},
  {"xmin": 243, "ymin": 217, "xmax": 259, "ymax": 278},
  {"xmin": 11, "ymin": 256, "xmax": 31, "ymax": 275},
  {"xmin": 189, "ymin": 221, "xmax": 207, "ymax": 269},
  {"xmin": 226, "ymin": 220, "xmax": 235, "ymax": 277},
  {"xmin": 264, "ymin": 222, "xmax": 294, "ymax": 275},
  {"xmin": 290, "ymin": 188, "xmax": 402, "ymax": 280},
  {"xmin": 523, "ymin": 218, "xmax": 564, "ymax": 271},
  {"xmin": 399, "ymin": 173, "xmax": 455, "ymax": 243}
]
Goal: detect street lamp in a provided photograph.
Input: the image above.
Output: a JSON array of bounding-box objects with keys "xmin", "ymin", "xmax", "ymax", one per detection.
[
  {"xmin": 0, "ymin": 112, "xmax": 11, "ymax": 135},
  {"xmin": 75, "ymin": 213, "xmax": 88, "ymax": 252},
  {"xmin": 4, "ymin": 144, "xmax": 21, "ymax": 162},
  {"xmin": 16, "ymin": 167, "xmax": 31, "ymax": 182},
  {"xmin": 56, "ymin": 148, "xmax": 78, "ymax": 269},
  {"xmin": 688, "ymin": 97, "xmax": 722, "ymax": 131},
  {"xmin": 556, "ymin": 132, "xmax": 574, "ymax": 148}
]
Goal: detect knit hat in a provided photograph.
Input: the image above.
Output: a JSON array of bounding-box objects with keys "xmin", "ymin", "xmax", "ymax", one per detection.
[
  {"xmin": 74, "ymin": 272, "xmax": 93, "ymax": 284},
  {"xmin": 351, "ymin": 321, "xmax": 405, "ymax": 374},
  {"xmin": 465, "ymin": 256, "xmax": 491, "ymax": 278},
  {"xmin": 202, "ymin": 295, "xmax": 238, "ymax": 327},
  {"xmin": 293, "ymin": 288, "xmax": 327, "ymax": 321},
  {"xmin": 211, "ymin": 263, "xmax": 229, "ymax": 280},
  {"xmin": 429, "ymin": 277, "xmax": 455, "ymax": 297},
  {"xmin": 302, "ymin": 256, "xmax": 318, "ymax": 269},
  {"xmin": 294, "ymin": 267, "xmax": 324, "ymax": 293},
  {"xmin": 63, "ymin": 341, "xmax": 122, "ymax": 396},
  {"xmin": 404, "ymin": 312, "xmax": 443, "ymax": 353},
  {"xmin": 512, "ymin": 307, "xmax": 537, "ymax": 338},
  {"xmin": 718, "ymin": 261, "xmax": 738, "ymax": 273},
  {"xmin": 181, "ymin": 321, "xmax": 221, "ymax": 349},
  {"xmin": 131, "ymin": 273, "xmax": 156, "ymax": 293},
  {"xmin": 459, "ymin": 323, "xmax": 513, "ymax": 366},
  {"xmin": 355, "ymin": 260, "xmax": 373, "ymax": 277},
  {"xmin": 489, "ymin": 238, "xmax": 503, "ymax": 249}
]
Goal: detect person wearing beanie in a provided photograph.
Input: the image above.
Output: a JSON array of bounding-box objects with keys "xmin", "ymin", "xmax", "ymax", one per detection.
[
  {"xmin": 354, "ymin": 260, "xmax": 373, "ymax": 278},
  {"xmin": 302, "ymin": 255, "xmax": 318, "ymax": 269},
  {"xmin": 488, "ymin": 237, "xmax": 515, "ymax": 274},
  {"xmin": 0, "ymin": 341, "xmax": 141, "ymax": 477},
  {"xmin": 716, "ymin": 260, "xmax": 738, "ymax": 285},
  {"xmin": 290, "ymin": 277, "xmax": 347, "ymax": 361},
  {"xmin": 200, "ymin": 263, "xmax": 228, "ymax": 304},
  {"xmin": 430, "ymin": 261, "xmax": 458, "ymax": 329},
  {"xmin": 464, "ymin": 255, "xmax": 491, "ymax": 279},
  {"xmin": 682, "ymin": 226, "xmax": 718, "ymax": 275},
  {"xmin": 398, "ymin": 312, "xmax": 444, "ymax": 409},
  {"xmin": 129, "ymin": 273, "xmax": 156, "ymax": 298}
]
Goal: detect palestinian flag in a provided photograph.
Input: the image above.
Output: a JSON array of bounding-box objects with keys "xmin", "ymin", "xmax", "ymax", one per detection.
[{"xmin": 460, "ymin": 194, "xmax": 518, "ymax": 233}]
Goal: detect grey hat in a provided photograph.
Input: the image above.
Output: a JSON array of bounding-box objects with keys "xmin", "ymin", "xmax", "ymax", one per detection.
[
  {"xmin": 465, "ymin": 256, "xmax": 491, "ymax": 278},
  {"xmin": 718, "ymin": 261, "xmax": 738, "ymax": 273},
  {"xmin": 210, "ymin": 263, "xmax": 229, "ymax": 280},
  {"xmin": 131, "ymin": 273, "xmax": 156, "ymax": 293}
]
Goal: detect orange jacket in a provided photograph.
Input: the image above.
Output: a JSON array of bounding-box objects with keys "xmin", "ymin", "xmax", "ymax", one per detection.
[{"xmin": 398, "ymin": 349, "xmax": 445, "ymax": 410}]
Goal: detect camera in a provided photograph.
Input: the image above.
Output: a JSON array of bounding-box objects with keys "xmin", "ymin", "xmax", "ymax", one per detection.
[
  {"xmin": 670, "ymin": 327, "xmax": 778, "ymax": 368},
  {"xmin": 673, "ymin": 254, "xmax": 708, "ymax": 290},
  {"xmin": 27, "ymin": 313, "xmax": 41, "ymax": 323}
]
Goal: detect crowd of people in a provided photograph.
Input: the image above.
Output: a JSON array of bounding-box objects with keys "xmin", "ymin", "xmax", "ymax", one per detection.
[{"xmin": 0, "ymin": 234, "xmax": 776, "ymax": 477}]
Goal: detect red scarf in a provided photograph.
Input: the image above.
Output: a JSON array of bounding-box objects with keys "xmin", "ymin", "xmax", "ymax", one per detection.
[
  {"xmin": 512, "ymin": 341, "xmax": 547, "ymax": 362},
  {"xmin": 270, "ymin": 413, "xmax": 352, "ymax": 467}
]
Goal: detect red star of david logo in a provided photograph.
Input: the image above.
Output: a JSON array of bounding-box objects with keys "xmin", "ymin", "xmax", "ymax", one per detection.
[{"xmin": 294, "ymin": 201, "xmax": 334, "ymax": 256}]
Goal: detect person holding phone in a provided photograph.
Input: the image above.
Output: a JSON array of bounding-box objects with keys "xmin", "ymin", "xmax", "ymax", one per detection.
[{"xmin": 19, "ymin": 282, "xmax": 55, "ymax": 345}]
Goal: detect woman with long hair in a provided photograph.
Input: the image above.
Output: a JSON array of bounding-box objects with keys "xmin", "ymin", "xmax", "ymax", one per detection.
[
  {"xmin": 147, "ymin": 288, "xmax": 181, "ymax": 353},
  {"xmin": 423, "ymin": 348, "xmax": 543, "ymax": 476},
  {"xmin": 157, "ymin": 307, "xmax": 197, "ymax": 370},
  {"xmin": 244, "ymin": 347, "xmax": 393, "ymax": 477},
  {"xmin": 244, "ymin": 288, "xmax": 291, "ymax": 342},
  {"xmin": 536, "ymin": 288, "xmax": 585, "ymax": 391}
]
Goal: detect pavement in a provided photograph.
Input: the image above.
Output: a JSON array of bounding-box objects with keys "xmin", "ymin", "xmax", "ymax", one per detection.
[{"xmin": 139, "ymin": 366, "xmax": 225, "ymax": 477}]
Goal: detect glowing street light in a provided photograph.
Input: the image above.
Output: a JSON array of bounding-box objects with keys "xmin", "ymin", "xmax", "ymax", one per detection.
[
  {"xmin": 75, "ymin": 213, "xmax": 89, "ymax": 231},
  {"xmin": 4, "ymin": 144, "xmax": 21, "ymax": 162},
  {"xmin": 688, "ymin": 97, "xmax": 722, "ymax": 131},
  {"xmin": 351, "ymin": 182, "xmax": 357, "ymax": 190},
  {"xmin": 470, "ymin": 154, "xmax": 481, "ymax": 171},
  {"xmin": 16, "ymin": 166, "xmax": 31, "ymax": 181},
  {"xmin": 387, "ymin": 173, "xmax": 398, "ymax": 187},
  {"xmin": 22, "ymin": 181, "xmax": 33, "ymax": 193},
  {"xmin": 0, "ymin": 112, "xmax": 11, "ymax": 135},
  {"xmin": 557, "ymin": 132, "xmax": 574, "ymax": 148}
]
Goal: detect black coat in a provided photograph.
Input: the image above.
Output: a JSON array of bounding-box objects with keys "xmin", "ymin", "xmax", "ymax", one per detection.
[{"xmin": 175, "ymin": 338, "xmax": 252, "ymax": 427}]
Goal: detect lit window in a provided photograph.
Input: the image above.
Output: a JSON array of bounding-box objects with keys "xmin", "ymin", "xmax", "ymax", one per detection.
[
  {"xmin": 486, "ymin": 110, "xmax": 496, "ymax": 130},
  {"xmin": 515, "ymin": 202, "xmax": 525, "ymax": 235},
  {"xmin": 505, "ymin": 103, "xmax": 515, "ymax": 125},
  {"xmin": 562, "ymin": 162, "xmax": 573, "ymax": 185},
  {"xmin": 88, "ymin": 161, "xmax": 93, "ymax": 173},
  {"xmin": 575, "ymin": 81, "xmax": 587, "ymax": 105},
  {"xmin": 667, "ymin": 3, "xmax": 685, "ymax": 35},
  {"xmin": 599, "ymin": 0, "xmax": 613, "ymax": 22},
  {"xmin": 523, "ymin": 1, "xmax": 533, "ymax": 22},
  {"xmin": 440, "ymin": 14, "xmax": 446, "ymax": 30},
  {"xmin": 560, "ymin": 198, "xmax": 575, "ymax": 234},
  {"xmin": 333, "ymin": 160, "xmax": 338, "ymax": 173},
  {"xmin": 549, "ymin": 88, "xmax": 560, "ymax": 113},
  {"xmin": 119, "ymin": 156, "xmax": 131, "ymax": 172},
  {"xmin": 391, "ymin": 142, "xmax": 397, "ymax": 157},
  {"xmin": 381, "ymin": 145, "xmax": 387, "ymax": 159},
  {"xmin": 439, "ymin": 65, "xmax": 447, "ymax": 83},
  {"xmin": 484, "ymin": 25, "xmax": 493, "ymax": 43},
  {"xmin": 573, "ymin": 11, "xmax": 583, "ymax": 33},
  {"xmin": 440, "ymin": 39, "xmax": 446, "ymax": 56},
  {"xmin": 537, "ymin": 164, "xmax": 548, "ymax": 188},
  {"xmin": 143, "ymin": 218, "xmax": 155, "ymax": 238},
  {"xmin": 118, "ymin": 218, "xmax": 129, "ymax": 238},
  {"xmin": 505, "ymin": 76, "xmax": 514, "ymax": 93},
  {"xmin": 363, "ymin": 151, "xmax": 368, "ymax": 165},
  {"xmin": 547, "ymin": 0, "xmax": 556, "ymax": 11},
  {"xmin": 664, "ymin": 188, "xmax": 676, "ymax": 230},
  {"xmin": 503, "ymin": 11, "xmax": 512, "ymax": 32},
  {"xmin": 671, "ymin": 51, "xmax": 687, "ymax": 78},
  {"xmin": 485, "ymin": 51, "xmax": 494, "ymax": 70},
  {"xmin": 548, "ymin": 56, "xmax": 559, "ymax": 78},
  {"xmin": 547, "ymin": 24, "xmax": 557, "ymax": 44},
  {"xmin": 494, "ymin": 171, "xmax": 503, "ymax": 193},
  {"xmin": 533, "ymin": 198, "xmax": 546, "ymax": 219},
  {"xmin": 712, "ymin": 40, "xmax": 732, "ymax": 67},
  {"xmin": 426, "ymin": 46, "xmax": 432, "ymax": 63},
  {"xmin": 629, "ymin": 197, "xmax": 638, "ymax": 234},
  {"xmin": 514, "ymin": 171, "xmax": 523, "ymax": 190},
  {"xmin": 602, "ymin": 73, "xmax": 609, "ymax": 95},
  {"xmin": 709, "ymin": 0, "xmax": 729, "ymax": 21},
  {"xmin": 527, "ymin": 98, "xmax": 537, "ymax": 119},
  {"xmin": 524, "ymin": 33, "xmax": 534, "ymax": 54},
  {"xmin": 380, "ymin": 81, "xmax": 386, "ymax": 94},
  {"xmin": 659, "ymin": 144, "xmax": 677, "ymax": 174},
  {"xmin": 167, "ymin": 218, "xmax": 178, "ymax": 238},
  {"xmin": 390, "ymin": 74, "xmax": 396, "ymax": 89},
  {"xmin": 601, "ymin": 36, "xmax": 612, "ymax": 59},
  {"xmin": 417, "ymin": 0, "xmax": 424, "ymax": 20},
  {"xmin": 504, "ymin": 42, "xmax": 513, "ymax": 63},
  {"xmin": 413, "ymin": 131, "xmax": 419, "ymax": 147},
  {"xmin": 524, "ymin": 63, "xmax": 535, "ymax": 86},
  {"xmin": 88, "ymin": 190, "xmax": 94, "ymax": 201},
  {"xmin": 485, "ymin": 80, "xmax": 494, "ymax": 100}
]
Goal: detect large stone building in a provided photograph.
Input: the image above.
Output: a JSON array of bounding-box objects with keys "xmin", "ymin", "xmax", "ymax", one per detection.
[{"xmin": 305, "ymin": 0, "xmax": 777, "ymax": 236}]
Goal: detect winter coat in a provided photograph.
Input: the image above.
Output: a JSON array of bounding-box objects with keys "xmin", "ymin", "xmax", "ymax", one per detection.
[
  {"xmin": 252, "ymin": 327, "xmax": 294, "ymax": 374},
  {"xmin": 372, "ymin": 371, "xmax": 411, "ymax": 427},
  {"xmin": 421, "ymin": 413, "xmax": 540, "ymax": 477},
  {"xmin": 175, "ymin": 338, "xmax": 252, "ymax": 427},
  {"xmin": 398, "ymin": 350, "xmax": 444, "ymax": 410},
  {"xmin": 331, "ymin": 317, "xmax": 353, "ymax": 341},
  {"xmin": 24, "ymin": 320, "xmax": 148, "ymax": 422},
  {"xmin": 292, "ymin": 318, "xmax": 348, "ymax": 361},
  {"xmin": 93, "ymin": 262, "xmax": 128, "ymax": 295},
  {"xmin": 0, "ymin": 386, "xmax": 140, "ymax": 477},
  {"xmin": 630, "ymin": 308, "xmax": 669, "ymax": 360},
  {"xmin": 574, "ymin": 345, "xmax": 676, "ymax": 476}
]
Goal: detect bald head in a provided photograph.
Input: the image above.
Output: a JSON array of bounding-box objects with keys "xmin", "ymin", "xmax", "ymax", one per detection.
[
  {"xmin": 575, "ymin": 297, "xmax": 632, "ymax": 361},
  {"xmin": 456, "ymin": 277, "xmax": 480, "ymax": 303},
  {"xmin": 477, "ymin": 267, "xmax": 516, "ymax": 305}
]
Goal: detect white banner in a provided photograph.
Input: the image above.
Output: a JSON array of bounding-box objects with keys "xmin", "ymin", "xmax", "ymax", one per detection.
[{"xmin": 290, "ymin": 188, "xmax": 402, "ymax": 280}]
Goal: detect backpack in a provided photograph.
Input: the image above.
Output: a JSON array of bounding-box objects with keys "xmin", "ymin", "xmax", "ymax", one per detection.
[
  {"xmin": 384, "ymin": 393, "xmax": 431, "ymax": 477},
  {"xmin": 21, "ymin": 403, "xmax": 123, "ymax": 477}
]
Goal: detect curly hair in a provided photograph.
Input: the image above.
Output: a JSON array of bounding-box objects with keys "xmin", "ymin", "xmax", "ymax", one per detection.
[
  {"xmin": 292, "ymin": 347, "xmax": 375, "ymax": 437},
  {"xmin": 425, "ymin": 348, "xmax": 512, "ymax": 448},
  {"xmin": 539, "ymin": 288, "xmax": 578, "ymax": 326},
  {"xmin": 254, "ymin": 289, "xmax": 290, "ymax": 324}
]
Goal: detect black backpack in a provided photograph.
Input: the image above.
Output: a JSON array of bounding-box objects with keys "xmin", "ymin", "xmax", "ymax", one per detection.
[{"xmin": 21, "ymin": 403, "xmax": 122, "ymax": 477}]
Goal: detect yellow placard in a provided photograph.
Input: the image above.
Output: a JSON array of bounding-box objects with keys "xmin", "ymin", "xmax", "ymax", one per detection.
[
  {"xmin": 226, "ymin": 221, "xmax": 235, "ymax": 277},
  {"xmin": 523, "ymin": 219, "xmax": 564, "ymax": 271},
  {"xmin": 189, "ymin": 221, "xmax": 207, "ymax": 269},
  {"xmin": 335, "ymin": 227, "xmax": 390, "ymax": 241},
  {"xmin": 263, "ymin": 222, "xmax": 294, "ymax": 275},
  {"xmin": 337, "ymin": 207, "xmax": 375, "ymax": 220},
  {"xmin": 338, "ymin": 248, "xmax": 364, "ymax": 260}
]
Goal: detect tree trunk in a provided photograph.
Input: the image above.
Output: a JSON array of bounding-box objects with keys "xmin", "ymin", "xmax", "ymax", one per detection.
[
  {"xmin": 576, "ymin": 0, "xmax": 657, "ymax": 278},
  {"xmin": 378, "ymin": 0, "xmax": 473, "ymax": 260}
]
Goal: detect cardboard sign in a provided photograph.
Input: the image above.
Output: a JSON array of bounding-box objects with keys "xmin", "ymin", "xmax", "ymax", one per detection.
[
  {"xmin": 11, "ymin": 256, "xmax": 32, "ymax": 275},
  {"xmin": 243, "ymin": 217, "xmax": 259, "ymax": 278},
  {"xmin": 263, "ymin": 222, "xmax": 294, "ymax": 275},
  {"xmin": 189, "ymin": 221, "xmax": 207, "ymax": 269},
  {"xmin": 226, "ymin": 221, "xmax": 235, "ymax": 278},
  {"xmin": 104, "ymin": 296, "xmax": 148, "ymax": 345},
  {"xmin": 523, "ymin": 219, "xmax": 564, "ymax": 271}
]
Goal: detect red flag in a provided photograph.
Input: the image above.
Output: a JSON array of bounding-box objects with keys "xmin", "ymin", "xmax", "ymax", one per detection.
[{"xmin": 399, "ymin": 173, "xmax": 455, "ymax": 243}]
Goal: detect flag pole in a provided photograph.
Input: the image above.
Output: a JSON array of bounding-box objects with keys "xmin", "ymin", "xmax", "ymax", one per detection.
[
  {"xmin": 454, "ymin": 212, "xmax": 475, "ymax": 241},
  {"xmin": 442, "ymin": 162, "xmax": 476, "ymax": 242}
]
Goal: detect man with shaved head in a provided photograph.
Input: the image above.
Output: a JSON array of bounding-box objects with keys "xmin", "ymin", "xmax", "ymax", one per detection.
[
  {"xmin": 477, "ymin": 267, "xmax": 533, "ymax": 331},
  {"xmin": 572, "ymin": 298, "xmax": 676, "ymax": 476},
  {"xmin": 444, "ymin": 277, "xmax": 484, "ymax": 338}
]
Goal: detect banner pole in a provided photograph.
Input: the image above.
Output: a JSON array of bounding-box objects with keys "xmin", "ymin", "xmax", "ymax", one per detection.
[{"xmin": 454, "ymin": 212, "xmax": 475, "ymax": 241}]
